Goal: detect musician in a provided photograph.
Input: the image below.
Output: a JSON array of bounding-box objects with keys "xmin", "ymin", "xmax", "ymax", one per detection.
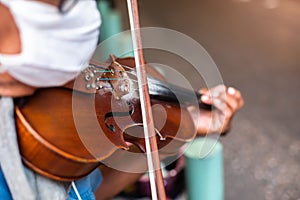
[{"xmin": 0, "ymin": 0, "xmax": 243, "ymax": 199}]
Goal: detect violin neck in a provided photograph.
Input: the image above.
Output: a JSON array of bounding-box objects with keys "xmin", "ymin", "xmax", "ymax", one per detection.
[{"xmin": 147, "ymin": 76, "xmax": 202, "ymax": 106}]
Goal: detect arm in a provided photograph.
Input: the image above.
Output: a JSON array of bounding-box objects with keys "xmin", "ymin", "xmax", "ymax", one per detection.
[
  {"xmin": 0, "ymin": 72, "xmax": 36, "ymax": 97},
  {"xmin": 0, "ymin": 2, "xmax": 32, "ymax": 97},
  {"xmin": 0, "ymin": 1, "xmax": 38, "ymax": 97}
]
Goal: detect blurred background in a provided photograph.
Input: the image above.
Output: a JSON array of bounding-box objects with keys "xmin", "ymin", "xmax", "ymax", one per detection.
[{"xmin": 98, "ymin": 0, "xmax": 300, "ymax": 199}]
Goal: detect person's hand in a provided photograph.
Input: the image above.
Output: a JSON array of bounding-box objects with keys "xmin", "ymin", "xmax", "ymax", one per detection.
[
  {"xmin": 0, "ymin": 72, "xmax": 36, "ymax": 97},
  {"xmin": 190, "ymin": 84, "xmax": 244, "ymax": 135}
]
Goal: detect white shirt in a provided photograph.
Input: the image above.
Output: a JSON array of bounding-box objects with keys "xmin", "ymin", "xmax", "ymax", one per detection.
[{"xmin": 0, "ymin": 0, "xmax": 101, "ymax": 87}]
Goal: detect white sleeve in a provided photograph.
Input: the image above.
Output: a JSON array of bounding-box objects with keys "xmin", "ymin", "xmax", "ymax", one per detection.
[
  {"xmin": 0, "ymin": 0, "xmax": 101, "ymax": 87},
  {"xmin": 6, "ymin": 65, "xmax": 80, "ymax": 87}
]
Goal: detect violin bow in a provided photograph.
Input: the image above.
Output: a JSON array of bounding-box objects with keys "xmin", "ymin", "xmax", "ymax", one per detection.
[{"xmin": 126, "ymin": 0, "xmax": 167, "ymax": 199}]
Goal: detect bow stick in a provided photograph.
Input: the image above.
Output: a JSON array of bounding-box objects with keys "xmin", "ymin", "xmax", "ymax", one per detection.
[{"xmin": 126, "ymin": 0, "xmax": 167, "ymax": 199}]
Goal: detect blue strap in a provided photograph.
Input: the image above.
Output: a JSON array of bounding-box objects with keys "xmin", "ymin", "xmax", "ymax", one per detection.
[
  {"xmin": 0, "ymin": 166, "xmax": 12, "ymax": 200},
  {"xmin": 67, "ymin": 169, "xmax": 102, "ymax": 200}
]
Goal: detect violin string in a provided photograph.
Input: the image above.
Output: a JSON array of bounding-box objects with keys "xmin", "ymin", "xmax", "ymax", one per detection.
[
  {"xmin": 90, "ymin": 63, "xmax": 137, "ymax": 75},
  {"xmin": 119, "ymin": 64, "xmax": 136, "ymax": 71},
  {"xmin": 96, "ymin": 78, "xmax": 138, "ymax": 82},
  {"xmin": 88, "ymin": 63, "xmax": 145, "ymax": 83},
  {"xmin": 121, "ymin": 70, "xmax": 137, "ymax": 76},
  {"xmin": 98, "ymin": 70, "xmax": 113, "ymax": 73}
]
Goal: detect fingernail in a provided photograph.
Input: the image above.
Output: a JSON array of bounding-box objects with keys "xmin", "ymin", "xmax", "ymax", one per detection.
[
  {"xmin": 228, "ymin": 87, "xmax": 236, "ymax": 95},
  {"xmin": 201, "ymin": 95, "xmax": 209, "ymax": 102}
]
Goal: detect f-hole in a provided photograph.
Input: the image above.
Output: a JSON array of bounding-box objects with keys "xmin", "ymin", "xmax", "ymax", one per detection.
[{"xmin": 104, "ymin": 101, "xmax": 134, "ymax": 133}]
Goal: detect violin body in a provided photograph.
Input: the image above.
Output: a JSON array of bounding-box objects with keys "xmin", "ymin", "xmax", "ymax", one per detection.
[{"xmin": 15, "ymin": 57, "xmax": 197, "ymax": 181}]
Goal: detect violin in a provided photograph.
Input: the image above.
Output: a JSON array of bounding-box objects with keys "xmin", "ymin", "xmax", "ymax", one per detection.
[{"xmin": 15, "ymin": 56, "xmax": 209, "ymax": 181}]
